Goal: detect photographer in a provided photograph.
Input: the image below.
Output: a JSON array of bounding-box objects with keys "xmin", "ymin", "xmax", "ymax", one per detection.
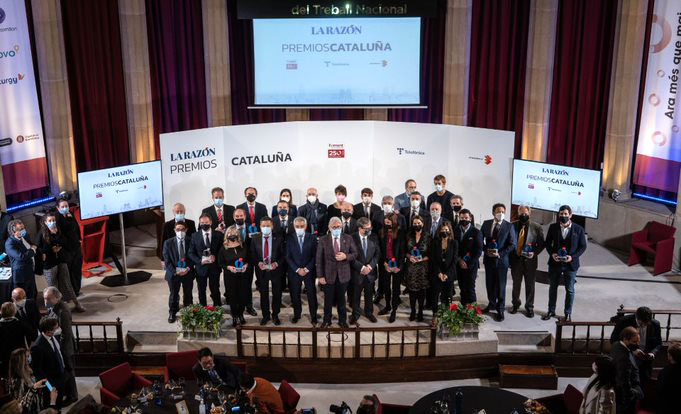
[
  {"xmin": 239, "ymin": 373, "xmax": 284, "ymax": 414},
  {"xmin": 356, "ymin": 395, "xmax": 378, "ymax": 414}
]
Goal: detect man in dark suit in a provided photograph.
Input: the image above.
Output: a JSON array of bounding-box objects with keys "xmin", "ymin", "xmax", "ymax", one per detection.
[
  {"xmin": 399, "ymin": 191, "xmax": 427, "ymax": 227},
  {"xmin": 5, "ymin": 219, "xmax": 38, "ymax": 301},
  {"xmin": 353, "ymin": 188, "xmax": 381, "ymax": 221},
  {"xmin": 339, "ymin": 202, "xmax": 358, "ymax": 235},
  {"xmin": 286, "ymin": 217, "xmax": 319, "ymax": 325},
  {"xmin": 44, "ymin": 286, "xmax": 77, "ymax": 402},
  {"xmin": 509, "ymin": 205, "xmax": 545, "ymax": 318},
  {"xmin": 273, "ymin": 200, "xmax": 294, "ymax": 292},
  {"xmin": 188, "ymin": 214, "xmax": 223, "ymax": 306},
  {"xmin": 426, "ymin": 174, "xmax": 455, "ymax": 219},
  {"xmin": 297, "ymin": 187, "xmax": 328, "ymax": 237},
  {"xmin": 12, "ymin": 287, "xmax": 40, "ymax": 341},
  {"xmin": 611, "ymin": 327, "xmax": 644, "ymax": 414},
  {"xmin": 449, "ymin": 195, "xmax": 464, "ymax": 227},
  {"xmin": 161, "ymin": 203, "xmax": 197, "ymax": 247},
  {"xmin": 480, "ymin": 203, "xmax": 516, "ymax": 321},
  {"xmin": 56, "ymin": 199, "xmax": 83, "ymax": 296},
  {"xmin": 192, "ymin": 347, "xmax": 241, "ymax": 390},
  {"xmin": 31, "ymin": 317, "xmax": 72, "ymax": 408},
  {"xmin": 455, "ymin": 209, "xmax": 483, "ymax": 306},
  {"xmin": 237, "ymin": 187, "xmax": 268, "ymax": 233},
  {"xmin": 610, "ymin": 306, "xmax": 663, "ymax": 382},
  {"xmin": 316, "ymin": 216, "xmax": 358, "ymax": 328},
  {"xmin": 250, "ymin": 217, "xmax": 284, "ymax": 326},
  {"xmin": 424, "ymin": 202, "xmax": 451, "ymax": 308},
  {"xmin": 0, "ymin": 210, "xmax": 13, "ymax": 255},
  {"xmin": 542, "ymin": 205, "xmax": 587, "ymax": 322},
  {"xmin": 201, "ymin": 187, "xmax": 235, "ymax": 232},
  {"xmin": 350, "ymin": 218, "xmax": 380, "ymax": 324},
  {"xmin": 233, "ymin": 208, "xmax": 257, "ymax": 317},
  {"xmin": 163, "ymin": 221, "xmax": 195, "ymax": 323}
]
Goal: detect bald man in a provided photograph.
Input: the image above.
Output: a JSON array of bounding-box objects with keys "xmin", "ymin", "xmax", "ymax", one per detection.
[
  {"xmin": 12, "ymin": 287, "xmax": 40, "ymax": 341},
  {"xmin": 162, "ymin": 203, "xmax": 197, "ymax": 244},
  {"xmin": 297, "ymin": 187, "xmax": 328, "ymax": 238}
]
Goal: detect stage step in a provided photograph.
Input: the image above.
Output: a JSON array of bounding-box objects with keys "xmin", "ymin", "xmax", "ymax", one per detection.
[
  {"xmin": 499, "ymin": 364, "xmax": 558, "ymax": 390},
  {"xmin": 495, "ymin": 330, "xmax": 553, "ymax": 353}
]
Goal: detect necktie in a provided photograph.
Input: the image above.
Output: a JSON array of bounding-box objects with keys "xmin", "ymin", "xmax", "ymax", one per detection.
[
  {"xmin": 205, "ymin": 232, "xmax": 210, "ymax": 249},
  {"xmin": 249, "ymin": 205, "xmax": 255, "ymax": 223},
  {"xmin": 208, "ymin": 369, "xmax": 219, "ymax": 383},
  {"xmin": 51, "ymin": 337, "xmax": 65, "ymax": 372},
  {"xmin": 264, "ymin": 236, "xmax": 269, "ymax": 261},
  {"xmin": 516, "ymin": 225, "xmax": 526, "ymax": 256},
  {"xmin": 431, "ymin": 220, "xmax": 438, "ymax": 237},
  {"xmin": 179, "ymin": 239, "xmax": 185, "ymax": 260},
  {"xmin": 334, "ymin": 237, "xmax": 340, "ymax": 253},
  {"xmin": 299, "ymin": 236, "xmax": 304, "ymax": 252},
  {"xmin": 492, "ymin": 223, "xmax": 500, "ymax": 240},
  {"xmin": 217, "ymin": 208, "xmax": 223, "ymax": 223},
  {"xmin": 365, "ymin": 206, "xmax": 369, "ymax": 217},
  {"xmin": 240, "ymin": 227, "xmax": 246, "ymax": 240},
  {"xmin": 344, "ymin": 221, "xmax": 348, "ymax": 233},
  {"xmin": 362, "ymin": 237, "xmax": 368, "ymax": 256},
  {"xmin": 283, "ymin": 220, "xmax": 287, "ymax": 231},
  {"xmin": 411, "ymin": 210, "xmax": 417, "ymax": 221},
  {"xmin": 19, "ymin": 306, "xmax": 26, "ymax": 318}
]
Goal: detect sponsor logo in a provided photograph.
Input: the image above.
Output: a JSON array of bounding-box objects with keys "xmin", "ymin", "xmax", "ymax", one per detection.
[
  {"xmin": 467, "ymin": 155, "xmax": 492, "ymax": 164},
  {"xmin": 328, "ymin": 143, "xmax": 345, "ymax": 158},
  {"xmin": 0, "ymin": 137, "xmax": 12, "ymax": 147},
  {"xmin": 0, "ymin": 45, "xmax": 19, "ymax": 59},
  {"xmin": 14, "ymin": 133, "xmax": 38, "ymax": 143},
  {"xmin": 527, "ymin": 183, "xmax": 534, "ymax": 189},
  {"xmin": 231, "ymin": 152, "xmax": 293, "ymax": 166},
  {"xmin": 0, "ymin": 7, "xmax": 5, "ymax": 24},
  {"xmin": 311, "ymin": 24, "xmax": 362, "ymax": 35},
  {"xmin": 484, "ymin": 155, "xmax": 492, "ymax": 165},
  {"xmin": 286, "ymin": 61, "xmax": 298, "ymax": 70},
  {"xmin": 0, "ymin": 7, "xmax": 17, "ymax": 32},
  {"xmin": 0, "ymin": 74, "xmax": 23, "ymax": 86},
  {"xmin": 16, "ymin": 135, "xmax": 24, "ymax": 143},
  {"xmin": 169, "ymin": 147, "xmax": 218, "ymax": 174},
  {"xmin": 396, "ymin": 147, "xmax": 425, "ymax": 156},
  {"xmin": 95, "ymin": 192, "xmax": 103, "ymax": 198}
]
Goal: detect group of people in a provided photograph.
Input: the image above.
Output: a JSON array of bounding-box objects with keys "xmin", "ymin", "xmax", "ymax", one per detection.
[{"xmin": 161, "ymin": 175, "xmax": 588, "ymax": 327}]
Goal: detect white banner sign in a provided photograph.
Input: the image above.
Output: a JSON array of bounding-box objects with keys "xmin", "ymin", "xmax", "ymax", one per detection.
[{"xmin": 160, "ymin": 121, "xmax": 515, "ymax": 226}]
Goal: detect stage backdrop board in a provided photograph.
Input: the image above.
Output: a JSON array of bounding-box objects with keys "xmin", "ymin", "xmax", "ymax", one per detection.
[{"xmin": 160, "ymin": 121, "xmax": 515, "ymax": 226}]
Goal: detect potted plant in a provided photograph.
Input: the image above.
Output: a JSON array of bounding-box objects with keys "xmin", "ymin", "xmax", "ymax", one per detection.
[
  {"xmin": 178, "ymin": 305, "xmax": 225, "ymax": 339},
  {"xmin": 435, "ymin": 303, "xmax": 484, "ymax": 340}
]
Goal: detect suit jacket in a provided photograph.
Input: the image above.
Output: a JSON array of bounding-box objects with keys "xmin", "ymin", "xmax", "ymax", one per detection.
[
  {"xmin": 0, "ymin": 318, "xmax": 33, "ymax": 374},
  {"xmin": 545, "ymin": 222, "xmax": 587, "ymax": 271},
  {"xmin": 271, "ymin": 204, "xmax": 297, "ymax": 219},
  {"xmin": 455, "ymin": 225, "xmax": 483, "ymax": 272},
  {"xmin": 610, "ymin": 341, "xmax": 644, "ymax": 409},
  {"xmin": 429, "ymin": 237, "xmax": 459, "ymax": 279},
  {"xmin": 480, "ymin": 219, "xmax": 516, "ymax": 267},
  {"xmin": 237, "ymin": 202, "xmax": 268, "ymax": 230},
  {"xmin": 340, "ymin": 218, "xmax": 358, "ymax": 235},
  {"xmin": 201, "ymin": 205, "xmax": 236, "ymax": 230},
  {"xmin": 423, "ymin": 216, "xmax": 451, "ymax": 239},
  {"xmin": 0, "ymin": 211, "xmax": 13, "ymax": 254},
  {"xmin": 371, "ymin": 210, "xmax": 407, "ymax": 234},
  {"xmin": 316, "ymin": 233, "xmax": 358, "ymax": 284},
  {"xmin": 49, "ymin": 301, "xmax": 75, "ymax": 359},
  {"xmin": 399, "ymin": 206, "xmax": 428, "ymax": 226},
  {"xmin": 248, "ymin": 377, "xmax": 285, "ymax": 414},
  {"xmin": 163, "ymin": 237, "xmax": 195, "ymax": 282},
  {"xmin": 35, "ymin": 231, "xmax": 72, "ymax": 274},
  {"xmin": 297, "ymin": 201, "xmax": 328, "ymax": 236},
  {"xmin": 161, "ymin": 219, "xmax": 196, "ymax": 246},
  {"xmin": 394, "ymin": 193, "xmax": 425, "ymax": 211},
  {"xmin": 272, "ymin": 216, "xmax": 295, "ymax": 240},
  {"xmin": 286, "ymin": 232, "xmax": 317, "ymax": 276},
  {"xmin": 15, "ymin": 299, "xmax": 40, "ymax": 341},
  {"xmin": 609, "ymin": 314, "xmax": 663, "ymax": 356},
  {"xmin": 657, "ymin": 363, "xmax": 681, "ymax": 414},
  {"xmin": 351, "ymin": 233, "xmax": 380, "ymax": 282},
  {"xmin": 30, "ymin": 334, "xmax": 70, "ymax": 388},
  {"xmin": 579, "ymin": 374, "xmax": 616, "ymax": 414},
  {"xmin": 5, "ymin": 236, "xmax": 36, "ymax": 283},
  {"xmin": 509, "ymin": 220, "xmax": 545, "ymax": 266},
  {"xmin": 250, "ymin": 233, "xmax": 284, "ymax": 277},
  {"xmin": 191, "ymin": 358, "xmax": 241, "ymax": 390},
  {"xmin": 352, "ymin": 202, "xmax": 381, "ymax": 221},
  {"xmin": 378, "ymin": 226, "xmax": 407, "ymax": 269},
  {"xmin": 188, "ymin": 230, "xmax": 223, "ymax": 277}
]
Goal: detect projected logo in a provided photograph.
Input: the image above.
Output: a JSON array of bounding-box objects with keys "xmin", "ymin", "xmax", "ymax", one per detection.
[{"xmin": 328, "ymin": 144, "xmax": 345, "ymax": 158}]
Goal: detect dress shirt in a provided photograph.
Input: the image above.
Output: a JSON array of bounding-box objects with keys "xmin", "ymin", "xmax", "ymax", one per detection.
[{"xmin": 561, "ymin": 222, "xmax": 572, "ymax": 239}]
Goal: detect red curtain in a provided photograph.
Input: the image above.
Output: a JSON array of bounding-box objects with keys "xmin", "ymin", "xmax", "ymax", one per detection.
[
  {"xmin": 146, "ymin": 0, "xmax": 208, "ymax": 156},
  {"xmin": 61, "ymin": 0, "xmax": 130, "ymax": 172},
  {"xmin": 546, "ymin": 0, "xmax": 618, "ymax": 169},
  {"xmin": 467, "ymin": 0, "xmax": 530, "ymax": 158}
]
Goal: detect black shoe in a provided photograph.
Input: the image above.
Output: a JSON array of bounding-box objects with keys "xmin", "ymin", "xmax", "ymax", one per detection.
[
  {"xmin": 311, "ymin": 318, "xmax": 318, "ymax": 327},
  {"xmin": 292, "ymin": 316, "xmax": 300, "ymax": 324},
  {"xmin": 409, "ymin": 311, "xmax": 416, "ymax": 321},
  {"xmin": 232, "ymin": 319, "xmax": 239, "ymax": 327},
  {"xmin": 509, "ymin": 305, "xmax": 519, "ymax": 314},
  {"xmin": 417, "ymin": 312, "xmax": 424, "ymax": 322},
  {"xmin": 563, "ymin": 314, "xmax": 572, "ymax": 322},
  {"xmin": 320, "ymin": 322, "xmax": 330, "ymax": 329},
  {"xmin": 497, "ymin": 312, "xmax": 505, "ymax": 322},
  {"xmin": 260, "ymin": 317, "xmax": 271, "ymax": 326},
  {"xmin": 378, "ymin": 307, "xmax": 391, "ymax": 316},
  {"xmin": 526, "ymin": 309, "xmax": 534, "ymax": 318},
  {"xmin": 542, "ymin": 312, "xmax": 556, "ymax": 321},
  {"xmin": 373, "ymin": 295, "xmax": 383, "ymax": 305},
  {"xmin": 366, "ymin": 314, "xmax": 378, "ymax": 323},
  {"xmin": 238, "ymin": 315, "xmax": 246, "ymax": 324},
  {"xmin": 168, "ymin": 313, "xmax": 176, "ymax": 323},
  {"xmin": 273, "ymin": 317, "xmax": 281, "ymax": 326},
  {"xmin": 482, "ymin": 305, "xmax": 492, "ymax": 314},
  {"xmin": 246, "ymin": 307, "xmax": 258, "ymax": 316},
  {"xmin": 349, "ymin": 315, "xmax": 358, "ymax": 325},
  {"xmin": 388, "ymin": 311, "xmax": 396, "ymax": 323},
  {"xmin": 339, "ymin": 322, "xmax": 349, "ymax": 329}
]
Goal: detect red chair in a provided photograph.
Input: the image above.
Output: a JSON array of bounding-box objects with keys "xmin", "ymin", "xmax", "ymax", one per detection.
[
  {"xmin": 628, "ymin": 221, "xmax": 676, "ymax": 275},
  {"xmin": 164, "ymin": 350, "xmax": 198, "ymax": 383},
  {"xmin": 535, "ymin": 384, "xmax": 583, "ymax": 414},
  {"xmin": 99, "ymin": 362, "xmax": 153, "ymax": 407},
  {"xmin": 374, "ymin": 394, "xmax": 410, "ymax": 414},
  {"xmin": 277, "ymin": 380, "xmax": 300, "ymax": 414}
]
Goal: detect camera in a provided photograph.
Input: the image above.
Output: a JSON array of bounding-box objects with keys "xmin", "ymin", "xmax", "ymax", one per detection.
[
  {"xmin": 330, "ymin": 402, "xmax": 352, "ymax": 414},
  {"xmin": 300, "ymin": 409, "xmax": 316, "ymax": 414}
]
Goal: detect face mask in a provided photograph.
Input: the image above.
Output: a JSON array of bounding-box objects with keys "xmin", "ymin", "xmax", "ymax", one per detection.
[
  {"xmin": 627, "ymin": 343, "xmax": 638, "ymax": 352},
  {"xmin": 278, "ymin": 209, "xmax": 288, "ymax": 217},
  {"xmin": 235, "ymin": 219, "xmax": 245, "ymax": 226},
  {"xmin": 58, "ymin": 207, "xmax": 69, "ymax": 215},
  {"xmin": 261, "ymin": 227, "xmax": 272, "ymax": 236},
  {"xmin": 281, "ymin": 195, "xmax": 291, "ymax": 202},
  {"xmin": 18, "ymin": 230, "xmax": 27, "ymax": 238},
  {"xmin": 295, "ymin": 228, "xmax": 305, "ymax": 237},
  {"xmin": 331, "ymin": 228, "xmax": 342, "ymax": 237},
  {"xmin": 15, "ymin": 299, "xmax": 26, "ymax": 308},
  {"xmin": 363, "ymin": 229, "xmax": 372, "ymax": 237},
  {"xmin": 559, "ymin": 216, "xmax": 570, "ymax": 224},
  {"xmin": 342, "ymin": 212, "xmax": 352, "ymax": 219},
  {"xmin": 227, "ymin": 236, "xmax": 238, "ymax": 242},
  {"xmin": 440, "ymin": 232, "xmax": 449, "ymax": 239},
  {"xmin": 495, "ymin": 213, "xmax": 505, "ymax": 222},
  {"xmin": 200, "ymin": 224, "xmax": 211, "ymax": 231},
  {"xmin": 413, "ymin": 225, "xmax": 423, "ymax": 231},
  {"xmin": 362, "ymin": 197, "xmax": 372, "ymax": 205},
  {"xmin": 246, "ymin": 194, "xmax": 256, "ymax": 203},
  {"xmin": 46, "ymin": 221, "xmax": 56, "ymax": 229},
  {"xmin": 307, "ymin": 195, "xmax": 317, "ymax": 203},
  {"xmin": 27, "ymin": 355, "xmax": 31, "ymax": 364},
  {"xmin": 435, "ymin": 184, "xmax": 443, "ymax": 192},
  {"xmin": 175, "ymin": 214, "xmax": 185, "ymax": 222},
  {"xmin": 592, "ymin": 362, "xmax": 597, "ymax": 374},
  {"xmin": 383, "ymin": 204, "xmax": 393, "ymax": 214},
  {"xmin": 336, "ymin": 195, "xmax": 346, "ymax": 202},
  {"xmin": 410, "ymin": 200, "xmax": 420, "ymax": 208},
  {"xmin": 214, "ymin": 198, "xmax": 224, "ymax": 207},
  {"xmin": 176, "ymin": 231, "xmax": 186, "ymax": 239},
  {"xmin": 452, "ymin": 205, "xmax": 462, "ymax": 213},
  {"xmin": 459, "ymin": 220, "xmax": 470, "ymax": 228},
  {"xmin": 54, "ymin": 328, "xmax": 62, "ymax": 336},
  {"xmin": 430, "ymin": 211, "xmax": 440, "ymax": 220},
  {"xmin": 519, "ymin": 214, "xmax": 529, "ymax": 223}
]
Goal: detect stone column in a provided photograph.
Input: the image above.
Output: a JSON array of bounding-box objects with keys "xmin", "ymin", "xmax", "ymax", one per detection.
[
  {"xmin": 202, "ymin": 0, "xmax": 233, "ymax": 127},
  {"xmin": 442, "ymin": 0, "xmax": 472, "ymax": 126}
]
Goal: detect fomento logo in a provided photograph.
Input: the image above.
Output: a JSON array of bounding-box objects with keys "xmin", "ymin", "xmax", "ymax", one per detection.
[{"xmin": 0, "ymin": 45, "xmax": 19, "ymax": 59}]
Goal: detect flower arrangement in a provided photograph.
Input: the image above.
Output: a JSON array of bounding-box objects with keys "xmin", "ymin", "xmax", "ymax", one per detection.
[
  {"xmin": 435, "ymin": 302, "xmax": 484, "ymax": 336},
  {"xmin": 178, "ymin": 305, "xmax": 225, "ymax": 336}
]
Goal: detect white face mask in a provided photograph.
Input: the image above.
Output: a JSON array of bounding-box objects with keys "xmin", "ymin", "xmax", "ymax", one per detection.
[
  {"xmin": 54, "ymin": 328, "xmax": 62, "ymax": 336},
  {"xmin": 362, "ymin": 197, "xmax": 372, "ymax": 205},
  {"xmin": 176, "ymin": 231, "xmax": 186, "ymax": 239},
  {"xmin": 495, "ymin": 212, "xmax": 505, "ymax": 222},
  {"xmin": 435, "ymin": 184, "xmax": 443, "ymax": 192},
  {"xmin": 261, "ymin": 227, "xmax": 272, "ymax": 236},
  {"xmin": 383, "ymin": 204, "xmax": 394, "ymax": 214},
  {"xmin": 15, "ymin": 299, "xmax": 26, "ymax": 308},
  {"xmin": 307, "ymin": 195, "xmax": 317, "ymax": 203},
  {"xmin": 410, "ymin": 200, "xmax": 420, "ymax": 208},
  {"xmin": 281, "ymin": 195, "xmax": 291, "ymax": 202},
  {"xmin": 295, "ymin": 228, "xmax": 305, "ymax": 237}
]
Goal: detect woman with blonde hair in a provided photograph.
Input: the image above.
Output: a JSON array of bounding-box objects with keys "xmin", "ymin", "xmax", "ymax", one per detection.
[
  {"xmin": 218, "ymin": 225, "xmax": 251, "ymax": 327},
  {"xmin": 7, "ymin": 348, "xmax": 58, "ymax": 414}
]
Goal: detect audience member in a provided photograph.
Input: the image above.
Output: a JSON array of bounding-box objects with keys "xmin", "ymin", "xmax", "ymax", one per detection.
[
  {"xmin": 610, "ymin": 306, "xmax": 663, "ymax": 383},
  {"xmin": 240, "ymin": 373, "xmax": 284, "ymax": 414},
  {"xmin": 7, "ymin": 348, "xmax": 58, "ymax": 414},
  {"xmin": 0, "ymin": 303, "xmax": 34, "ymax": 377},
  {"xmin": 579, "ymin": 356, "xmax": 616, "ymax": 414},
  {"xmin": 509, "ymin": 205, "xmax": 545, "ymax": 318},
  {"xmin": 30, "ymin": 317, "xmax": 71, "ymax": 409},
  {"xmin": 356, "ymin": 395, "xmax": 378, "ymax": 414},
  {"xmin": 5, "ymin": 220, "xmax": 38, "ymax": 301},
  {"xmin": 481, "ymin": 203, "xmax": 516, "ymax": 321},
  {"xmin": 610, "ymin": 326, "xmax": 644, "ymax": 414},
  {"xmin": 55, "ymin": 199, "xmax": 83, "ymax": 297},
  {"xmin": 657, "ymin": 342, "xmax": 681, "ymax": 414},
  {"xmin": 191, "ymin": 348, "xmax": 241, "ymax": 390},
  {"xmin": 285, "ymin": 217, "xmax": 318, "ymax": 325},
  {"xmin": 162, "ymin": 221, "xmax": 195, "ymax": 323},
  {"xmin": 11, "ymin": 288, "xmax": 40, "ymax": 342},
  {"xmin": 0, "ymin": 209, "xmax": 14, "ymax": 256},
  {"xmin": 43, "ymin": 287, "xmax": 77, "ymax": 403}
]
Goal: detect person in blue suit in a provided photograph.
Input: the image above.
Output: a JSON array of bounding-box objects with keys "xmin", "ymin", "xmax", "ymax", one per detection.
[
  {"xmin": 542, "ymin": 205, "xmax": 587, "ymax": 322},
  {"xmin": 270, "ymin": 188, "xmax": 298, "ymax": 218},
  {"xmin": 480, "ymin": 203, "xmax": 516, "ymax": 321},
  {"xmin": 285, "ymin": 217, "xmax": 319, "ymax": 325},
  {"xmin": 163, "ymin": 221, "xmax": 195, "ymax": 323},
  {"xmin": 5, "ymin": 219, "xmax": 38, "ymax": 301}
]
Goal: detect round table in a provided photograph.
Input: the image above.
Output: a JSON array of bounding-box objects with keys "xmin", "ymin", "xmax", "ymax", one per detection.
[
  {"xmin": 409, "ymin": 386, "xmax": 528, "ymax": 414},
  {"xmin": 118, "ymin": 380, "xmax": 237, "ymax": 414}
]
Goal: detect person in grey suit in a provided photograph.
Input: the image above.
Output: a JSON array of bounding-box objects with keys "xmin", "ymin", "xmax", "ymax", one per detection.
[
  {"xmin": 394, "ymin": 179, "xmax": 425, "ymax": 211},
  {"xmin": 163, "ymin": 221, "xmax": 195, "ymax": 323},
  {"xmin": 43, "ymin": 287, "xmax": 78, "ymax": 402},
  {"xmin": 509, "ymin": 205, "xmax": 545, "ymax": 318},
  {"xmin": 316, "ymin": 216, "xmax": 358, "ymax": 329},
  {"xmin": 610, "ymin": 326, "xmax": 644, "ymax": 414},
  {"xmin": 350, "ymin": 218, "xmax": 380, "ymax": 324}
]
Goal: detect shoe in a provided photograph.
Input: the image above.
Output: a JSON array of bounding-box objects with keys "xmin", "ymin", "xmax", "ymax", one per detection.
[
  {"xmin": 73, "ymin": 305, "xmax": 86, "ymax": 313},
  {"xmin": 339, "ymin": 322, "xmax": 349, "ymax": 329},
  {"xmin": 246, "ymin": 307, "xmax": 258, "ymax": 316},
  {"xmin": 273, "ymin": 317, "xmax": 281, "ymax": 326},
  {"xmin": 292, "ymin": 316, "xmax": 300, "ymax": 324},
  {"xmin": 388, "ymin": 311, "xmax": 396, "ymax": 323},
  {"xmin": 260, "ymin": 317, "xmax": 271, "ymax": 326},
  {"xmin": 232, "ymin": 319, "xmax": 239, "ymax": 327},
  {"xmin": 409, "ymin": 311, "xmax": 416, "ymax": 321},
  {"xmin": 349, "ymin": 315, "xmax": 358, "ymax": 325},
  {"xmin": 526, "ymin": 309, "xmax": 534, "ymax": 318},
  {"xmin": 238, "ymin": 315, "xmax": 246, "ymax": 325},
  {"xmin": 378, "ymin": 307, "xmax": 391, "ymax": 316},
  {"xmin": 497, "ymin": 312, "xmax": 505, "ymax": 322},
  {"xmin": 563, "ymin": 314, "xmax": 572, "ymax": 322},
  {"xmin": 509, "ymin": 305, "xmax": 519, "ymax": 314},
  {"xmin": 168, "ymin": 313, "xmax": 176, "ymax": 323},
  {"xmin": 373, "ymin": 295, "xmax": 383, "ymax": 305},
  {"xmin": 482, "ymin": 305, "xmax": 492, "ymax": 314},
  {"xmin": 320, "ymin": 322, "xmax": 330, "ymax": 329},
  {"xmin": 416, "ymin": 312, "xmax": 424, "ymax": 322},
  {"xmin": 366, "ymin": 314, "xmax": 378, "ymax": 323},
  {"xmin": 542, "ymin": 312, "xmax": 556, "ymax": 321}
]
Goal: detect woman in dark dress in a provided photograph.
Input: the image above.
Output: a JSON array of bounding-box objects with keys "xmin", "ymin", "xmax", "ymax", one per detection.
[
  {"xmin": 405, "ymin": 215, "xmax": 430, "ymax": 322},
  {"xmin": 218, "ymin": 225, "xmax": 251, "ymax": 327},
  {"xmin": 377, "ymin": 211, "xmax": 406, "ymax": 323},
  {"xmin": 430, "ymin": 221, "xmax": 458, "ymax": 315},
  {"xmin": 270, "ymin": 188, "xmax": 298, "ymax": 218},
  {"xmin": 0, "ymin": 303, "xmax": 33, "ymax": 378}
]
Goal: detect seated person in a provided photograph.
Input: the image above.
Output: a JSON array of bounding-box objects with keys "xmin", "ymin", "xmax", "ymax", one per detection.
[
  {"xmin": 191, "ymin": 347, "xmax": 241, "ymax": 390},
  {"xmin": 357, "ymin": 395, "xmax": 379, "ymax": 414},
  {"xmin": 240, "ymin": 373, "xmax": 284, "ymax": 414}
]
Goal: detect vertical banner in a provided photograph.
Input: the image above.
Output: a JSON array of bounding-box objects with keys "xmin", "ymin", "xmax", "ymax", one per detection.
[
  {"xmin": 0, "ymin": 0, "xmax": 48, "ymax": 194},
  {"xmin": 634, "ymin": 0, "xmax": 681, "ymax": 194}
]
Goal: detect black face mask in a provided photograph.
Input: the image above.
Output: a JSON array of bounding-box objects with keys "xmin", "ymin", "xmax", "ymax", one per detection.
[
  {"xmin": 519, "ymin": 214, "xmax": 529, "ymax": 223},
  {"xmin": 440, "ymin": 232, "xmax": 449, "ymax": 239},
  {"xmin": 627, "ymin": 343, "xmax": 639, "ymax": 352},
  {"xmin": 227, "ymin": 236, "xmax": 238, "ymax": 242},
  {"xmin": 200, "ymin": 224, "xmax": 211, "ymax": 231},
  {"xmin": 559, "ymin": 216, "xmax": 569, "ymax": 224},
  {"xmin": 413, "ymin": 225, "xmax": 423, "ymax": 231},
  {"xmin": 342, "ymin": 212, "xmax": 352, "ymax": 219},
  {"xmin": 459, "ymin": 220, "xmax": 470, "ymax": 228},
  {"xmin": 246, "ymin": 194, "xmax": 256, "ymax": 202},
  {"xmin": 235, "ymin": 218, "xmax": 245, "ymax": 226},
  {"xmin": 452, "ymin": 205, "xmax": 462, "ymax": 213}
]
